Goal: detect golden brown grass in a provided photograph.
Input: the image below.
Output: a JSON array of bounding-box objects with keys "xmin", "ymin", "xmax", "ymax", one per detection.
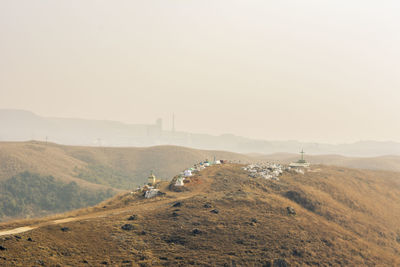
[
  {"xmin": 0, "ymin": 141, "xmax": 252, "ymax": 190},
  {"xmin": 0, "ymin": 164, "xmax": 399, "ymax": 266}
]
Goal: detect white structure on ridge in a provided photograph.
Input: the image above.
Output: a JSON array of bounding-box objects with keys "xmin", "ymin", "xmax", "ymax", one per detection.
[{"xmin": 289, "ymin": 149, "xmax": 310, "ymax": 168}]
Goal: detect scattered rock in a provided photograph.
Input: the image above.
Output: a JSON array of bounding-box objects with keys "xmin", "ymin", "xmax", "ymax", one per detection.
[
  {"xmin": 287, "ymin": 206, "xmax": 296, "ymax": 215},
  {"xmin": 0, "ymin": 256, "xmax": 6, "ymax": 260},
  {"xmin": 82, "ymin": 259, "xmax": 89, "ymax": 264},
  {"xmin": 192, "ymin": 229, "xmax": 202, "ymax": 235},
  {"xmin": 172, "ymin": 202, "xmax": 182, "ymax": 207},
  {"xmin": 139, "ymin": 231, "xmax": 147, "ymax": 235},
  {"xmin": 127, "ymin": 215, "xmax": 137, "ymax": 221},
  {"xmin": 122, "ymin": 260, "xmax": 131, "ymax": 264},
  {"xmin": 27, "ymin": 237, "xmax": 33, "ymax": 242},
  {"xmin": 164, "ymin": 235, "xmax": 186, "ymax": 245},
  {"xmin": 35, "ymin": 260, "xmax": 45, "ymax": 266},
  {"xmin": 175, "ymin": 256, "xmax": 184, "ymax": 260},
  {"xmin": 204, "ymin": 203, "xmax": 212, "ymax": 208},
  {"xmin": 121, "ymin": 224, "xmax": 135, "ymax": 231},
  {"xmin": 273, "ymin": 259, "xmax": 288, "ymax": 267},
  {"xmin": 101, "ymin": 261, "xmax": 108, "ymax": 265},
  {"xmin": 0, "ymin": 246, "xmax": 6, "ymax": 251},
  {"xmin": 210, "ymin": 209, "xmax": 219, "ymax": 214},
  {"xmin": 292, "ymin": 249, "xmax": 303, "ymax": 257},
  {"xmin": 159, "ymin": 257, "xmax": 168, "ymax": 260},
  {"xmin": 103, "ymin": 206, "xmax": 107, "ymax": 209},
  {"xmin": 61, "ymin": 227, "xmax": 70, "ymax": 232},
  {"xmin": 251, "ymin": 218, "xmax": 258, "ymax": 223},
  {"xmin": 172, "ymin": 212, "xmax": 179, "ymax": 217},
  {"xmin": 396, "ymin": 235, "xmax": 400, "ymax": 243},
  {"xmin": 14, "ymin": 235, "xmax": 21, "ymax": 240}
]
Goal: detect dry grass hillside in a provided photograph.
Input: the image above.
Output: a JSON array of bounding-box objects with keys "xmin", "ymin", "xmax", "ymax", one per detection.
[
  {"xmin": 0, "ymin": 163, "xmax": 399, "ymax": 266},
  {"xmin": 0, "ymin": 141, "xmax": 251, "ymax": 221},
  {"xmin": 254, "ymin": 153, "xmax": 400, "ymax": 173},
  {"xmin": 0, "ymin": 141, "xmax": 251, "ymax": 189}
]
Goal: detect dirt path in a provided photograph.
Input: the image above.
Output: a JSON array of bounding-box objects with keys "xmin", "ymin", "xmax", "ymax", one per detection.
[
  {"xmin": 0, "ymin": 197, "xmax": 173, "ymax": 237},
  {"xmin": 0, "ymin": 187, "xmax": 201, "ymax": 237},
  {"xmin": 0, "ymin": 226, "xmax": 36, "ymax": 236},
  {"xmin": 0, "ymin": 165, "xmax": 217, "ymax": 237}
]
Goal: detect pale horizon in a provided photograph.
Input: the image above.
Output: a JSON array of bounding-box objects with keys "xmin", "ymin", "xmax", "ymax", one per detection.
[{"xmin": 1, "ymin": 1, "xmax": 399, "ymax": 144}]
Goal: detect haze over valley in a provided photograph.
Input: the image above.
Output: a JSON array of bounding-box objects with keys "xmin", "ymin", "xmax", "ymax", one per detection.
[
  {"xmin": 2, "ymin": 109, "xmax": 400, "ymax": 157},
  {"xmin": 1, "ymin": 0, "xmax": 399, "ymax": 266}
]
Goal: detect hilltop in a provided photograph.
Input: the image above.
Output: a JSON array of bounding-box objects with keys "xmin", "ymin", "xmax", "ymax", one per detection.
[
  {"xmin": 0, "ymin": 141, "xmax": 251, "ymax": 221},
  {"xmin": 0, "ymin": 163, "xmax": 399, "ymax": 266},
  {"xmin": 253, "ymin": 153, "xmax": 400, "ymax": 173}
]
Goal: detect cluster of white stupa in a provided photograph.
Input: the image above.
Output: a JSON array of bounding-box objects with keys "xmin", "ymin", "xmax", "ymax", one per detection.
[
  {"xmin": 242, "ymin": 163, "xmax": 285, "ymax": 181},
  {"xmin": 174, "ymin": 159, "xmax": 223, "ymax": 187}
]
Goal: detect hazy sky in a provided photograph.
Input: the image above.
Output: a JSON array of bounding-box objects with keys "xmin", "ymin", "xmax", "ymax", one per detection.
[{"xmin": 1, "ymin": 1, "xmax": 399, "ymax": 144}]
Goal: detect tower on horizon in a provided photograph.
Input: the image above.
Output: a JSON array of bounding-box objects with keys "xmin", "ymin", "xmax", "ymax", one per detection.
[
  {"xmin": 299, "ymin": 149, "xmax": 306, "ymax": 163},
  {"xmin": 289, "ymin": 149, "xmax": 310, "ymax": 168}
]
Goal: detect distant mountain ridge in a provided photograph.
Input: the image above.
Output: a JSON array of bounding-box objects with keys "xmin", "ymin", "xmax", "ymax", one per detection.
[{"xmin": 1, "ymin": 109, "xmax": 400, "ymax": 156}]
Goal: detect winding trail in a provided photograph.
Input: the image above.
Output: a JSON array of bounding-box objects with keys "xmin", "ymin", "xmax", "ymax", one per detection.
[
  {"xmin": 0, "ymin": 165, "xmax": 215, "ymax": 237},
  {"xmin": 0, "ymin": 200, "xmax": 169, "ymax": 237},
  {"xmin": 0, "ymin": 227, "xmax": 35, "ymax": 236}
]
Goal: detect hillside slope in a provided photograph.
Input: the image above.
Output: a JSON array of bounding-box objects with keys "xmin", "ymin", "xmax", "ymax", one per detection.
[
  {"xmin": 0, "ymin": 141, "xmax": 251, "ymax": 188},
  {"xmin": 0, "ymin": 164, "xmax": 399, "ymax": 266},
  {"xmin": 0, "ymin": 141, "xmax": 251, "ymax": 221}
]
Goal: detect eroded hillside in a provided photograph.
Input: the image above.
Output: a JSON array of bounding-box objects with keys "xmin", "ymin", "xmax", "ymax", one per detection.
[{"xmin": 0, "ymin": 164, "xmax": 399, "ymax": 266}]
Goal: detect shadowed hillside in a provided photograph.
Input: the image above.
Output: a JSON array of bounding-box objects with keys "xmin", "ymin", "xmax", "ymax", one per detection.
[
  {"xmin": 0, "ymin": 172, "xmax": 114, "ymax": 221},
  {"xmin": 0, "ymin": 164, "xmax": 399, "ymax": 266}
]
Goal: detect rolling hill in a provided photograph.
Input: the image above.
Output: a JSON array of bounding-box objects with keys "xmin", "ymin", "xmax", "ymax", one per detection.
[
  {"xmin": 2, "ymin": 109, "xmax": 400, "ymax": 156},
  {"xmin": 0, "ymin": 141, "xmax": 252, "ymax": 221},
  {"xmin": 0, "ymin": 163, "xmax": 399, "ymax": 266}
]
